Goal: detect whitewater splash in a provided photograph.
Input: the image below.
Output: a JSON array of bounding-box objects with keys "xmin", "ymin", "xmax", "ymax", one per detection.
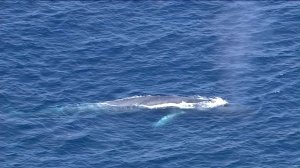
[{"xmin": 98, "ymin": 95, "xmax": 228, "ymax": 110}]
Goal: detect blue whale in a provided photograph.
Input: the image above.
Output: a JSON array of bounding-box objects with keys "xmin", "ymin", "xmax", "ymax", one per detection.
[
  {"xmin": 100, "ymin": 95, "xmax": 228, "ymax": 109},
  {"xmin": 100, "ymin": 95, "xmax": 228, "ymax": 127}
]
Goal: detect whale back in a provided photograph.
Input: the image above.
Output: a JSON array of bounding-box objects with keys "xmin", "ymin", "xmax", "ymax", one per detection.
[{"xmin": 102, "ymin": 95, "xmax": 203, "ymax": 107}]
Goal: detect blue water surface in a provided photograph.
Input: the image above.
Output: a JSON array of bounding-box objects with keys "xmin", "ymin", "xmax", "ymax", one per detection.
[{"xmin": 1, "ymin": 1, "xmax": 300, "ymax": 168}]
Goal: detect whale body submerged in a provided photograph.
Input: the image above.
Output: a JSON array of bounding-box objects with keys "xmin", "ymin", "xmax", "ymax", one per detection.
[
  {"xmin": 98, "ymin": 95, "xmax": 228, "ymax": 127},
  {"xmin": 54, "ymin": 95, "xmax": 228, "ymax": 127},
  {"xmin": 99, "ymin": 95, "xmax": 228, "ymax": 109}
]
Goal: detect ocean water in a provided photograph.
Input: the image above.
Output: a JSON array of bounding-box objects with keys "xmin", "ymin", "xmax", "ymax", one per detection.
[{"xmin": 1, "ymin": 1, "xmax": 300, "ymax": 168}]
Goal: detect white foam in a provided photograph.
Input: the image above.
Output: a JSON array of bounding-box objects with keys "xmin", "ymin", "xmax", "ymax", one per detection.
[
  {"xmin": 196, "ymin": 96, "xmax": 210, "ymax": 100},
  {"xmin": 197, "ymin": 97, "xmax": 228, "ymax": 108},
  {"xmin": 140, "ymin": 97, "xmax": 228, "ymax": 109},
  {"xmin": 140, "ymin": 101, "xmax": 196, "ymax": 109}
]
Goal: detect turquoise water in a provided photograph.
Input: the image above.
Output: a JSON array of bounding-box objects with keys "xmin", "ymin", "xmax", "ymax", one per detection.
[{"xmin": 1, "ymin": 1, "xmax": 300, "ymax": 167}]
